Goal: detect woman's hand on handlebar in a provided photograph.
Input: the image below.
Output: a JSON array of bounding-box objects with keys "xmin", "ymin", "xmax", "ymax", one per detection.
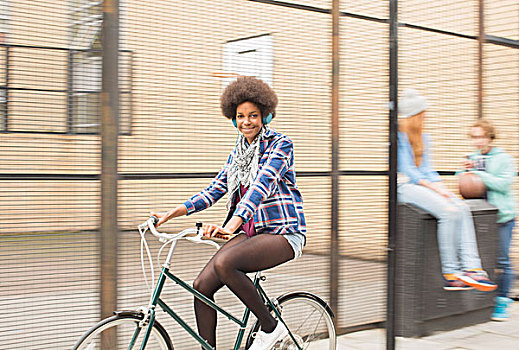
[
  {"xmin": 149, "ymin": 205, "xmax": 188, "ymax": 228},
  {"xmin": 203, "ymin": 224, "xmax": 234, "ymax": 241},
  {"xmin": 150, "ymin": 211, "xmax": 168, "ymax": 228}
]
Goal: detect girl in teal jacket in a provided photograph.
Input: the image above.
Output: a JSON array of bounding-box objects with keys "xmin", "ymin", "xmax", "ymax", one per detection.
[{"xmin": 461, "ymin": 119, "xmax": 517, "ymax": 321}]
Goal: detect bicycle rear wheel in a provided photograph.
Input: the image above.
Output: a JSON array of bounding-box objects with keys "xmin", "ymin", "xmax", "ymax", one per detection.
[
  {"xmin": 73, "ymin": 311, "xmax": 173, "ymax": 350},
  {"xmin": 246, "ymin": 292, "xmax": 336, "ymax": 350}
]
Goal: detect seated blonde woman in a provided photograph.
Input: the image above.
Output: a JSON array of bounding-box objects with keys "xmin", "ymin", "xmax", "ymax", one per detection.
[{"xmin": 397, "ymin": 88, "xmax": 496, "ymax": 292}]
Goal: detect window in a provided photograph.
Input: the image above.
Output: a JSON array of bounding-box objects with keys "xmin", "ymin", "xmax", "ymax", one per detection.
[
  {"xmin": 68, "ymin": 0, "xmax": 132, "ymax": 135},
  {"xmin": 71, "ymin": 52, "xmax": 101, "ymax": 133},
  {"xmin": 222, "ymin": 34, "xmax": 273, "ymax": 87},
  {"xmin": 0, "ymin": 0, "xmax": 8, "ymax": 131},
  {"xmin": 69, "ymin": 0, "xmax": 102, "ymax": 51},
  {"xmin": 0, "ymin": 0, "xmax": 8, "ymax": 43},
  {"xmin": 69, "ymin": 1, "xmax": 102, "ymax": 133}
]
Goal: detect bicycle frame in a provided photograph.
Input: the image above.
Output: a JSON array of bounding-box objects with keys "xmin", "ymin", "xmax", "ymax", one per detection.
[{"xmin": 136, "ymin": 229, "xmax": 303, "ymax": 350}]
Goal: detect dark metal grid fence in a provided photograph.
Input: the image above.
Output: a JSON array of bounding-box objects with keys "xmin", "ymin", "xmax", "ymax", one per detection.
[{"xmin": 0, "ymin": 1, "xmax": 517, "ymax": 349}]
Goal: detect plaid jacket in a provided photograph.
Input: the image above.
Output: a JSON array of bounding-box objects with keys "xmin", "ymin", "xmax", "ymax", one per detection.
[{"xmin": 183, "ymin": 128, "xmax": 306, "ymax": 237}]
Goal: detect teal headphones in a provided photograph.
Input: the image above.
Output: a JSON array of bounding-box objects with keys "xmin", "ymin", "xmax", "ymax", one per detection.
[{"xmin": 232, "ymin": 113, "xmax": 273, "ymax": 128}]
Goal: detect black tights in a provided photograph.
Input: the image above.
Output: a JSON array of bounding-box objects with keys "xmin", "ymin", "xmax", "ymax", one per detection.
[{"xmin": 193, "ymin": 233, "xmax": 294, "ymax": 348}]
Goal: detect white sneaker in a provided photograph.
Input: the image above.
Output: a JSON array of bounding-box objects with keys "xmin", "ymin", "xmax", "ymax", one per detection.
[{"xmin": 248, "ymin": 321, "xmax": 288, "ymax": 350}]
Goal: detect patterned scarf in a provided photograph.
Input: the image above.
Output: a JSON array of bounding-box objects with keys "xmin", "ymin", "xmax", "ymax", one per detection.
[{"xmin": 226, "ymin": 126, "xmax": 268, "ymax": 210}]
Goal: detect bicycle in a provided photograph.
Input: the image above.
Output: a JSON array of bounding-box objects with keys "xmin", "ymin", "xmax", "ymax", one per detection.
[{"xmin": 73, "ymin": 217, "xmax": 336, "ymax": 349}]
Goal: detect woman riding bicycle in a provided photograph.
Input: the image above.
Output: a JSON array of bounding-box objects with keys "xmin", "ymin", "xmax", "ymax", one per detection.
[{"xmin": 151, "ymin": 76, "xmax": 306, "ymax": 350}]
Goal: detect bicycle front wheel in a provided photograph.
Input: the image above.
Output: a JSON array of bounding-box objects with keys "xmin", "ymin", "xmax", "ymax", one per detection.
[
  {"xmin": 73, "ymin": 311, "xmax": 173, "ymax": 350},
  {"xmin": 247, "ymin": 292, "xmax": 336, "ymax": 350}
]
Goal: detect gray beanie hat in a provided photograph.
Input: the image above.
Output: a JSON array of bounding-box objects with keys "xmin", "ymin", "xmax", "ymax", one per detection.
[{"xmin": 398, "ymin": 88, "xmax": 428, "ymax": 118}]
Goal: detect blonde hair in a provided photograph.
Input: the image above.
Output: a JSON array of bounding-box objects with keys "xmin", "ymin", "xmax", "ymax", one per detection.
[
  {"xmin": 471, "ymin": 118, "xmax": 496, "ymax": 140},
  {"xmin": 399, "ymin": 112, "xmax": 424, "ymax": 166}
]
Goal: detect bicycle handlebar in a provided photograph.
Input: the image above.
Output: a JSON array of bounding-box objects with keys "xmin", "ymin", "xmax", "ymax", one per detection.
[{"xmin": 139, "ymin": 216, "xmax": 221, "ymax": 250}]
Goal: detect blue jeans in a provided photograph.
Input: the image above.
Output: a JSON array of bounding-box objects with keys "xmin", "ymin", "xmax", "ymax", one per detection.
[
  {"xmin": 497, "ymin": 219, "xmax": 515, "ymax": 297},
  {"xmin": 398, "ymin": 183, "xmax": 482, "ymax": 274}
]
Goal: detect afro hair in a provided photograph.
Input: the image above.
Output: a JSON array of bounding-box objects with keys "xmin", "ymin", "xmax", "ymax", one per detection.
[{"xmin": 220, "ymin": 76, "xmax": 278, "ymax": 120}]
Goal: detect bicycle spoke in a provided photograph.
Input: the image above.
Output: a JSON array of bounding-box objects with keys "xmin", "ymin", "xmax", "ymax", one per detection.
[
  {"xmin": 294, "ymin": 307, "xmax": 317, "ymax": 334},
  {"xmin": 308, "ymin": 311, "xmax": 326, "ymax": 341},
  {"xmin": 262, "ymin": 294, "xmax": 335, "ymax": 350}
]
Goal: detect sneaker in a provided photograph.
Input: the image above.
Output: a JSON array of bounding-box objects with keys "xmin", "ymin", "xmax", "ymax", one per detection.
[
  {"xmin": 491, "ymin": 296, "xmax": 513, "ymax": 321},
  {"xmin": 443, "ymin": 275, "xmax": 473, "ymax": 291},
  {"xmin": 248, "ymin": 321, "xmax": 288, "ymax": 350},
  {"xmin": 457, "ymin": 269, "xmax": 497, "ymax": 292}
]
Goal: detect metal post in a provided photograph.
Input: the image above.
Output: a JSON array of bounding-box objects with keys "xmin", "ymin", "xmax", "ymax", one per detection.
[
  {"xmin": 100, "ymin": 0, "xmax": 119, "ymax": 327},
  {"xmin": 387, "ymin": 0, "xmax": 399, "ymax": 349},
  {"xmin": 128, "ymin": 52, "xmax": 134, "ymax": 135},
  {"xmin": 66, "ymin": 50, "xmax": 74, "ymax": 133},
  {"xmin": 3, "ymin": 46, "xmax": 9, "ymax": 131},
  {"xmin": 330, "ymin": 0, "xmax": 340, "ymax": 328},
  {"xmin": 477, "ymin": 0, "xmax": 485, "ymax": 119}
]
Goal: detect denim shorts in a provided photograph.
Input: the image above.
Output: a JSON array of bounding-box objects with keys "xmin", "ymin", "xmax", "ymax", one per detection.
[{"xmin": 281, "ymin": 232, "xmax": 306, "ymax": 260}]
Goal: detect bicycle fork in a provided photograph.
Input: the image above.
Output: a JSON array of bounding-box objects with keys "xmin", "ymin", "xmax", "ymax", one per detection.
[{"xmin": 136, "ymin": 269, "xmax": 168, "ymax": 350}]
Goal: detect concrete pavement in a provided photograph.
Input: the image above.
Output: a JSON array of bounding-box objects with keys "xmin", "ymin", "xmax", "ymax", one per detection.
[{"xmin": 336, "ymin": 300, "xmax": 519, "ymax": 349}]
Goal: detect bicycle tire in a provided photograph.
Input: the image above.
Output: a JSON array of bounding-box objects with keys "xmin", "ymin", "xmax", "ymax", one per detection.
[
  {"xmin": 73, "ymin": 311, "xmax": 174, "ymax": 350},
  {"xmin": 246, "ymin": 291, "xmax": 336, "ymax": 350}
]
